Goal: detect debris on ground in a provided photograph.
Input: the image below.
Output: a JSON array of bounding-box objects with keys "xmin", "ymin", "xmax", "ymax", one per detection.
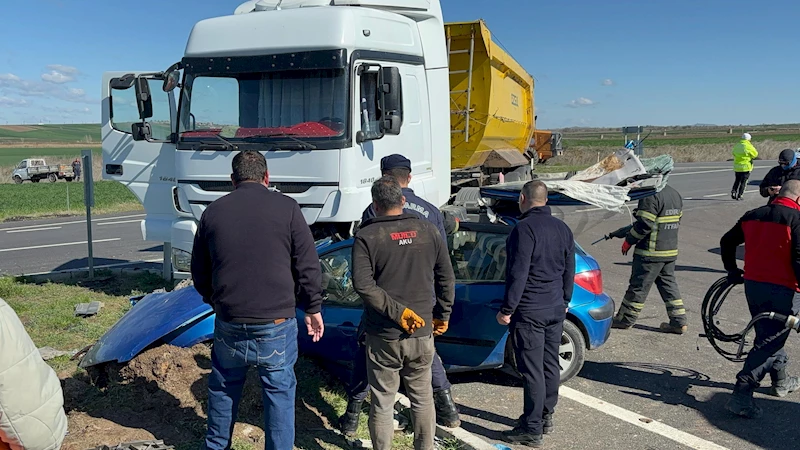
[
  {"xmin": 74, "ymin": 301, "xmax": 104, "ymax": 317},
  {"xmin": 60, "ymin": 344, "xmax": 356, "ymax": 450},
  {"xmin": 39, "ymin": 346, "xmax": 78, "ymax": 360},
  {"xmin": 85, "ymin": 440, "xmax": 174, "ymax": 450}
]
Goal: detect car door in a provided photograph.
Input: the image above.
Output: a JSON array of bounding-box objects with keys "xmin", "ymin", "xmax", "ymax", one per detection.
[
  {"xmin": 436, "ymin": 222, "xmax": 514, "ymax": 370},
  {"xmin": 300, "ymin": 242, "xmax": 363, "ymax": 366}
]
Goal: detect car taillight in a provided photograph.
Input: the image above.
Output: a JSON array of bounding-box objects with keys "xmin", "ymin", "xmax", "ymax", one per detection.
[{"xmin": 574, "ymin": 269, "xmax": 603, "ymax": 295}]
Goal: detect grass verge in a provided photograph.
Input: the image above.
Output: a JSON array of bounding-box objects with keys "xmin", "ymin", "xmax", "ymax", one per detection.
[
  {"xmin": 0, "ymin": 180, "xmax": 142, "ymax": 222},
  {"xmin": 1, "ymin": 272, "xmax": 414, "ymax": 449}
]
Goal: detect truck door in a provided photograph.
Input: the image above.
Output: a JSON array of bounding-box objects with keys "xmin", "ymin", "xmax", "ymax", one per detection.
[{"xmin": 101, "ymin": 71, "xmax": 177, "ymax": 243}]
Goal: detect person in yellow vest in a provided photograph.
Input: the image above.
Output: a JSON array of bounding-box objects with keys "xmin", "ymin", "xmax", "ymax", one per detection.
[{"xmin": 731, "ymin": 133, "xmax": 759, "ymax": 201}]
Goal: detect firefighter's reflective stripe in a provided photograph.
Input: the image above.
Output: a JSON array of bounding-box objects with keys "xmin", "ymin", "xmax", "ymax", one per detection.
[
  {"xmin": 636, "ymin": 210, "xmax": 657, "ymax": 222},
  {"xmin": 630, "ymin": 228, "xmax": 646, "ymax": 240},
  {"xmin": 635, "ymin": 212, "xmax": 682, "ymax": 258}
]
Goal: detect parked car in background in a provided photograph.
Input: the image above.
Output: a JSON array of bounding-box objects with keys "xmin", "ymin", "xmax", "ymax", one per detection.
[
  {"xmin": 80, "ymin": 222, "xmax": 614, "ymax": 383},
  {"xmin": 12, "ymin": 159, "xmax": 75, "ymax": 184}
]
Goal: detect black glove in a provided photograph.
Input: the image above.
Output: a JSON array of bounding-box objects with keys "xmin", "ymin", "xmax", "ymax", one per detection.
[{"xmin": 727, "ymin": 268, "xmax": 745, "ymax": 285}]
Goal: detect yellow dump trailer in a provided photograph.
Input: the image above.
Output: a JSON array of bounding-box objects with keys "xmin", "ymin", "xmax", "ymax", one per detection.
[{"xmin": 447, "ymin": 20, "xmax": 535, "ymax": 171}]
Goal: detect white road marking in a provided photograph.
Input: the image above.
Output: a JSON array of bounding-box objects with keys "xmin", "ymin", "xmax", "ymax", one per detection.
[
  {"xmin": 6, "ymin": 226, "xmax": 62, "ymax": 234},
  {"xmin": 560, "ymin": 386, "xmax": 730, "ymax": 450},
  {"xmin": 703, "ymin": 190, "xmax": 757, "ymax": 198},
  {"xmin": 96, "ymin": 219, "xmax": 144, "ymax": 226},
  {"xmin": 0, "ymin": 214, "xmax": 145, "ymax": 232},
  {"xmin": 672, "ymin": 166, "xmax": 770, "ymax": 176},
  {"xmin": 0, "ymin": 238, "xmax": 121, "ymax": 253}
]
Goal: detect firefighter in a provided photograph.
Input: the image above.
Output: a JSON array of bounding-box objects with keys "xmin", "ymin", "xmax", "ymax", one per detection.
[
  {"xmin": 612, "ymin": 184, "xmax": 687, "ymax": 334},
  {"xmin": 719, "ymin": 179, "xmax": 800, "ymax": 418},
  {"xmin": 759, "ymin": 149, "xmax": 800, "ymax": 204},
  {"xmin": 731, "ymin": 133, "xmax": 758, "ymax": 201}
]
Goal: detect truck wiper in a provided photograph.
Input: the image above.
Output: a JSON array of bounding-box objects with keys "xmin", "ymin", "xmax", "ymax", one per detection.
[
  {"xmin": 241, "ymin": 133, "xmax": 317, "ymax": 150},
  {"xmin": 199, "ymin": 133, "xmax": 238, "ymax": 151}
]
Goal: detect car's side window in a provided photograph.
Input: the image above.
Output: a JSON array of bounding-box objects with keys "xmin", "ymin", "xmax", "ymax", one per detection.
[
  {"xmin": 449, "ymin": 231, "xmax": 508, "ymax": 282},
  {"xmin": 319, "ymin": 247, "xmax": 362, "ymax": 308}
]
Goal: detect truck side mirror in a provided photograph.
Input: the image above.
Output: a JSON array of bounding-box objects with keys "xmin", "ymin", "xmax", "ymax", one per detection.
[
  {"xmin": 134, "ymin": 77, "xmax": 153, "ymax": 120},
  {"xmin": 131, "ymin": 122, "xmax": 152, "ymax": 142},
  {"xmin": 380, "ymin": 67, "xmax": 402, "ymax": 135}
]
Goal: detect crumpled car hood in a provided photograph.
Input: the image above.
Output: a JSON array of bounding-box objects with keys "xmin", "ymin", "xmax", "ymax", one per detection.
[{"xmin": 79, "ymin": 287, "xmax": 214, "ymax": 368}]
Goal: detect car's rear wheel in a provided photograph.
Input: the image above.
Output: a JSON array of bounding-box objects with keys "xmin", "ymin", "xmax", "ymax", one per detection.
[
  {"xmin": 505, "ymin": 319, "xmax": 587, "ymax": 383},
  {"xmin": 48, "ymin": 173, "xmax": 58, "ymax": 183}
]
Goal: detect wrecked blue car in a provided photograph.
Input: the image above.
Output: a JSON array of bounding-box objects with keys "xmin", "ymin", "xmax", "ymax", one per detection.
[{"xmin": 80, "ymin": 219, "xmax": 614, "ymax": 382}]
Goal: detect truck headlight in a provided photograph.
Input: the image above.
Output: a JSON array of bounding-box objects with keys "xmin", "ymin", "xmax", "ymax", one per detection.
[{"xmin": 172, "ymin": 248, "xmax": 192, "ymax": 273}]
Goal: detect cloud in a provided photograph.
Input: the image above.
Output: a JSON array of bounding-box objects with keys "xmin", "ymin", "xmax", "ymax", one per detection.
[
  {"xmin": 0, "ymin": 96, "xmax": 28, "ymax": 107},
  {"xmin": 43, "ymin": 105, "xmax": 92, "ymax": 114},
  {"xmin": 0, "ymin": 70, "xmax": 95, "ymax": 104},
  {"xmin": 602, "ymin": 79, "xmax": 615, "ymax": 86},
  {"xmin": 41, "ymin": 64, "xmax": 80, "ymax": 84},
  {"xmin": 566, "ymin": 97, "xmax": 595, "ymax": 108}
]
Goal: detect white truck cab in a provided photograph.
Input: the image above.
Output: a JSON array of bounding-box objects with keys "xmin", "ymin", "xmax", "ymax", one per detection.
[{"xmin": 102, "ymin": 0, "xmax": 450, "ymax": 278}]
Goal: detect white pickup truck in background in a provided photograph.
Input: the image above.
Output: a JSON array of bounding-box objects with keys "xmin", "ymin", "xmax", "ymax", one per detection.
[{"xmin": 12, "ymin": 158, "xmax": 75, "ymax": 184}]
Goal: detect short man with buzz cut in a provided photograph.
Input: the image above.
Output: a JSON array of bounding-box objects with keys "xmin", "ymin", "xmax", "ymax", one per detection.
[
  {"xmin": 191, "ymin": 150, "xmax": 325, "ymax": 450},
  {"xmin": 497, "ymin": 180, "xmax": 575, "ymax": 448},
  {"xmin": 352, "ymin": 176, "xmax": 456, "ymax": 450},
  {"xmin": 338, "ymin": 154, "xmax": 460, "ymax": 436}
]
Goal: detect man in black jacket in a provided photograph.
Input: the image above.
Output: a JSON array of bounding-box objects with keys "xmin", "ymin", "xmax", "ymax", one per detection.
[
  {"xmin": 191, "ymin": 150, "xmax": 324, "ymax": 450},
  {"xmin": 760, "ymin": 149, "xmax": 800, "ymax": 204},
  {"xmin": 719, "ymin": 179, "xmax": 800, "ymax": 419},
  {"xmin": 339, "ymin": 155, "xmax": 460, "ymax": 435},
  {"xmin": 612, "ymin": 184, "xmax": 687, "ymax": 334},
  {"xmin": 352, "ymin": 176, "xmax": 455, "ymax": 450},
  {"xmin": 497, "ymin": 181, "xmax": 575, "ymax": 448}
]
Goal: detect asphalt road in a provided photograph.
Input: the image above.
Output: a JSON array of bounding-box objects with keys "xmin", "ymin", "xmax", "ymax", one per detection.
[
  {"xmin": 0, "ymin": 212, "xmax": 163, "ymax": 276},
  {"xmin": 0, "ymin": 161, "xmax": 793, "ymax": 449}
]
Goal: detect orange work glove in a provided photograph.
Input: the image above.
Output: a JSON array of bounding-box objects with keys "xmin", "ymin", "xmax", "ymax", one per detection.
[
  {"xmin": 399, "ymin": 308, "xmax": 425, "ymax": 334},
  {"xmin": 621, "ymin": 240, "xmax": 632, "ymax": 255},
  {"xmin": 432, "ymin": 319, "xmax": 449, "ymax": 336}
]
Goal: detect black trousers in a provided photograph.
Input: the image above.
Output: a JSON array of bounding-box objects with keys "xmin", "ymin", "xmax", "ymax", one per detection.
[
  {"xmin": 732, "ymin": 171, "xmax": 750, "ymax": 198},
  {"xmin": 511, "ymin": 306, "xmax": 565, "ymax": 435},
  {"xmin": 616, "ymin": 255, "xmax": 687, "ymax": 326},
  {"xmin": 347, "ymin": 332, "xmax": 451, "ymax": 402},
  {"xmin": 738, "ymin": 280, "xmax": 800, "ymax": 387}
]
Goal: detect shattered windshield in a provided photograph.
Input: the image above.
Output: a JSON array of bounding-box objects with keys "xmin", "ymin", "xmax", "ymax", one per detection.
[{"xmin": 178, "ymin": 69, "xmax": 347, "ymax": 145}]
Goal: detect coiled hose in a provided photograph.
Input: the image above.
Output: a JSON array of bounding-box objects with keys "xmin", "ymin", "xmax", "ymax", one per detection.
[
  {"xmin": 701, "ymin": 276, "xmax": 798, "ymax": 362},
  {"xmin": 700, "ymin": 277, "xmax": 748, "ymax": 362}
]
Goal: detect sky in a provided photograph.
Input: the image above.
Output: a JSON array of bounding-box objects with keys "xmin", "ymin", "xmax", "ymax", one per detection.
[{"xmin": 0, "ymin": 0, "xmax": 798, "ymax": 129}]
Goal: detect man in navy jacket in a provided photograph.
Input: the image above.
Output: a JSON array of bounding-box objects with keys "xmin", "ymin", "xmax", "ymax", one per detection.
[{"xmin": 497, "ymin": 180, "xmax": 575, "ymax": 448}]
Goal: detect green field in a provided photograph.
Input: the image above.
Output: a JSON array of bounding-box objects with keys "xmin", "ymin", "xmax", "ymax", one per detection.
[
  {"xmin": 0, "ymin": 124, "xmax": 101, "ymax": 144},
  {"xmin": 0, "ymin": 180, "xmax": 142, "ymax": 221},
  {"xmin": 0, "ymin": 147, "xmax": 101, "ymax": 167}
]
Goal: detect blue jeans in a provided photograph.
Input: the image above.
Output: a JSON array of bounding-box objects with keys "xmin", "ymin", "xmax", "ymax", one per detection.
[{"xmin": 205, "ymin": 318, "xmax": 298, "ymax": 450}]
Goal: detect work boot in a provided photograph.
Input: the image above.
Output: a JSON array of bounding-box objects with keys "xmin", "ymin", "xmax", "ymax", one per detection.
[
  {"xmin": 770, "ymin": 376, "xmax": 800, "ymax": 397},
  {"xmin": 611, "ymin": 318, "xmax": 633, "ymax": 330},
  {"xmin": 731, "ymin": 191, "xmax": 737, "ymax": 200},
  {"xmin": 659, "ymin": 322, "xmax": 688, "ymax": 335},
  {"xmin": 726, "ymin": 382, "xmax": 762, "ymax": 419},
  {"xmin": 434, "ymin": 389, "xmax": 461, "ymax": 428},
  {"xmin": 338, "ymin": 399, "xmax": 363, "ymax": 437},
  {"xmin": 502, "ymin": 427, "xmax": 543, "ymax": 448},
  {"xmin": 543, "ymin": 413, "xmax": 554, "ymax": 434}
]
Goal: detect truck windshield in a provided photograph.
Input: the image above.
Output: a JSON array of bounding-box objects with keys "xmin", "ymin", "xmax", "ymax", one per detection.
[{"xmin": 178, "ymin": 69, "xmax": 347, "ymax": 146}]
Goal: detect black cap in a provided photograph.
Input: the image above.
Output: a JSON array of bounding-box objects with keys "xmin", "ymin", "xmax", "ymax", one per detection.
[
  {"xmin": 779, "ymin": 149, "xmax": 796, "ymax": 163},
  {"xmin": 380, "ymin": 154, "xmax": 411, "ymax": 172}
]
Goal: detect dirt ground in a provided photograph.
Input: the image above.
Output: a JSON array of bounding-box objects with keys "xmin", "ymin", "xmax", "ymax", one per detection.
[{"xmin": 61, "ymin": 345, "xmax": 353, "ymax": 450}]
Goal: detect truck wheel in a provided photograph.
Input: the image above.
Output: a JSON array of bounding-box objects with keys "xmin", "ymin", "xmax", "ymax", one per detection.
[
  {"xmin": 65, "ymin": 177, "xmax": 73, "ymax": 182},
  {"xmin": 13, "ymin": 175, "xmax": 23, "ymax": 184},
  {"xmin": 48, "ymin": 173, "xmax": 57, "ymax": 183},
  {"xmin": 504, "ymin": 319, "xmax": 587, "ymax": 383}
]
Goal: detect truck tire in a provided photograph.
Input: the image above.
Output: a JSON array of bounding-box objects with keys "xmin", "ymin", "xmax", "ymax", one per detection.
[
  {"xmin": 48, "ymin": 173, "xmax": 57, "ymax": 183},
  {"xmin": 504, "ymin": 319, "xmax": 587, "ymax": 383},
  {"xmin": 13, "ymin": 175, "xmax": 23, "ymax": 184},
  {"xmin": 453, "ymin": 187, "xmax": 482, "ymax": 213},
  {"xmin": 65, "ymin": 177, "xmax": 73, "ymax": 182}
]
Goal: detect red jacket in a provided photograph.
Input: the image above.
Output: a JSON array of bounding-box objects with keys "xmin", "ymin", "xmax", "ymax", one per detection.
[{"xmin": 721, "ymin": 197, "xmax": 800, "ymax": 292}]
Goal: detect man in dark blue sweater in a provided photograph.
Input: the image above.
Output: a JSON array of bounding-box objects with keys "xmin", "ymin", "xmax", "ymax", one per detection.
[{"xmin": 497, "ymin": 180, "xmax": 575, "ymax": 448}]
